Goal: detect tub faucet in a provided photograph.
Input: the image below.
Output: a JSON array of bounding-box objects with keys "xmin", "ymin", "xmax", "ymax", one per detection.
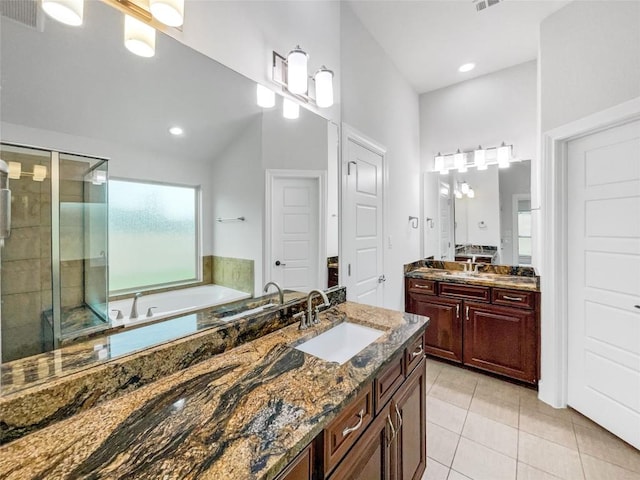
[
  {"xmin": 263, "ymin": 281, "xmax": 284, "ymax": 306},
  {"xmin": 129, "ymin": 292, "xmax": 142, "ymax": 320},
  {"xmin": 307, "ymin": 289, "xmax": 330, "ymax": 326}
]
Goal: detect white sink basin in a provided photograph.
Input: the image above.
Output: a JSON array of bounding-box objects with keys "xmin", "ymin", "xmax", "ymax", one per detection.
[{"xmin": 295, "ymin": 322, "xmax": 384, "ymax": 364}]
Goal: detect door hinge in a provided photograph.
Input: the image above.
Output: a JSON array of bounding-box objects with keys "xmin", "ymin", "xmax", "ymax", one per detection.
[
  {"xmin": 347, "ymin": 161, "xmax": 357, "ymax": 175},
  {"xmin": 378, "ymin": 274, "xmax": 386, "ymax": 284},
  {"xmin": 348, "ymin": 264, "xmax": 351, "ymax": 276}
]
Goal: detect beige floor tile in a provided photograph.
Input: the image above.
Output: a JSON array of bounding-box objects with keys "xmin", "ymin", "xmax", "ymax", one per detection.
[
  {"xmin": 451, "ymin": 437, "xmax": 516, "ymax": 480},
  {"xmin": 519, "ymin": 394, "xmax": 574, "ymax": 423},
  {"xmin": 461, "ymin": 411, "xmax": 518, "ymax": 458},
  {"xmin": 469, "ymin": 391, "xmax": 519, "ymax": 428},
  {"xmin": 581, "ymin": 453, "xmax": 640, "ymax": 480},
  {"xmin": 574, "ymin": 424, "xmax": 640, "ymax": 474},
  {"xmin": 447, "ymin": 470, "xmax": 472, "ymax": 480},
  {"xmin": 567, "ymin": 408, "xmax": 603, "ymax": 430},
  {"xmin": 518, "ymin": 431, "xmax": 584, "ymax": 479},
  {"xmin": 519, "ymin": 408, "xmax": 577, "ymax": 450},
  {"xmin": 427, "ymin": 422, "xmax": 460, "ymax": 467},
  {"xmin": 474, "ymin": 377, "xmax": 524, "ymax": 406},
  {"xmin": 421, "ymin": 458, "xmax": 450, "ymax": 480},
  {"xmin": 517, "ymin": 462, "xmax": 563, "ymax": 480},
  {"xmin": 427, "ymin": 396, "xmax": 468, "ymax": 434},
  {"xmin": 429, "ymin": 376, "xmax": 476, "ymax": 410},
  {"xmin": 437, "ymin": 365, "xmax": 482, "ymax": 387}
]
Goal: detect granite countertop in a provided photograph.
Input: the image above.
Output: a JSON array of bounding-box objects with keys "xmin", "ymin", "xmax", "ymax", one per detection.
[
  {"xmin": 0, "ymin": 302, "xmax": 429, "ymax": 480},
  {"xmin": 406, "ymin": 267, "xmax": 539, "ymax": 292}
]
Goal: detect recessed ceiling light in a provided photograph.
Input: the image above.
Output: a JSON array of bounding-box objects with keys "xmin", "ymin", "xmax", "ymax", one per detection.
[
  {"xmin": 169, "ymin": 126, "xmax": 184, "ymax": 136},
  {"xmin": 458, "ymin": 63, "xmax": 476, "ymax": 73}
]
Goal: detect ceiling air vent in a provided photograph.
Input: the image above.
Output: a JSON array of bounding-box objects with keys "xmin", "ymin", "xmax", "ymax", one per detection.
[
  {"xmin": 1, "ymin": 0, "xmax": 42, "ymax": 30},
  {"xmin": 473, "ymin": 0, "xmax": 502, "ymax": 13}
]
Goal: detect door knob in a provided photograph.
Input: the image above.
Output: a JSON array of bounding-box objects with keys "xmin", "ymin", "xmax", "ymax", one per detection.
[
  {"xmin": 275, "ymin": 260, "xmax": 286, "ymax": 266},
  {"xmin": 378, "ymin": 274, "xmax": 386, "ymax": 283}
]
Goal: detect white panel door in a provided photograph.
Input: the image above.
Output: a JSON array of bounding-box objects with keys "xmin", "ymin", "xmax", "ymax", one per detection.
[
  {"xmin": 271, "ymin": 177, "xmax": 319, "ymax": 293},
  {"xmin": 567, "ymin": 119, "xmax": 640, "ymax": 449},
  {"xmin": 344, "ymin": 138, "xmax": 384, "ymax": 306}
]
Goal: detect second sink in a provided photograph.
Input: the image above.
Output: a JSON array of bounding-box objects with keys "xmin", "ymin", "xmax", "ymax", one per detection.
[{"xmin": 295, "ymin": 322, "xmax": 384, "ymax": 365}]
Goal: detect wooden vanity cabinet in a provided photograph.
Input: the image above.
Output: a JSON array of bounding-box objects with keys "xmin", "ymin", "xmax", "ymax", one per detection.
[
  {"xmin": 405, "ymin": 278, "xmax": 539, "ymax": 384},
  {"xmin": 277, "ymin": 443, "xmax": 315, "ymax": 480}
]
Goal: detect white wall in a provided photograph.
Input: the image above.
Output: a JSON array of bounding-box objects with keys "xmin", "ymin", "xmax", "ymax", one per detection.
[
  {"xmin": 540, "ymin": 1, "xmax": 640, "ymax": 133},
  {"xmin": 178, "ymin": 1, "xmax": 341, "ymax": 123},
  {"xmin": 420, "ymin": 61, "xmax": 537, "ymax": 258},
  {"xmin": 340, "ymin": 3, "xmax": 421, "ymax": 311}
]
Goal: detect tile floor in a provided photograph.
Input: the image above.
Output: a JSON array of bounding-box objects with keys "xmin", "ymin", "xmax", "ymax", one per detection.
[{"xmin": 421, "ymin": 358, "xmax": 640, "ymax": 480}]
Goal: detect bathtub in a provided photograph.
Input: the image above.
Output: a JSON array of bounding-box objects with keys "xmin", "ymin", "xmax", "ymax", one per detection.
[{"xmin": 108, "ymin": 284, "xmax": 252, "ymax": 327}]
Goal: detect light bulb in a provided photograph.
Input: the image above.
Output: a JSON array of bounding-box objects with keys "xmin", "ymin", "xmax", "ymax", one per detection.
[
  {"xmin": 33, "ymin": 165, "xmax": 47, "ymax": 182},
  {"xmin": 455, "ymin": 190, "xmax": 463, "ymax": 199},
  {"xmin": 461, "ymin": 182, "xmax": 469, "ymax": 195},
  {"xmin": 256, "ymin": 84, "xmax": 275, "ymax": 108},
  {"xmin": 42, "ymin": 0, "xmax": 83, "ymax": 26},
  {"xmin": 283, "ymin": 98, "xmax": 300, "ymax": 119},
  {"xmin": 314, "ymin": 67, "xmax": 334, "ymax": 108},
  {"xmin": 8, "ymin": 162, "xmax": 21, "ymax": 180},
  {"xmin": 287, "ymin": 46, "xmax": 308, "ymax": 95},
  {"xmin": 474, "ymin": 145, "xmax": 486, "ymax": 169},
  {"xmin": 124, "ymin": 15, "xmax": 156, "ymax": 58},
  {"xmin": 497, "ymin": 143, "xmax": 511, "ymax": 168},
  {"xmin": 434, "ymin": 153, "xmax": 444, "ymax": 172},
  {"xmin": 454, "ymin": 149, "xmax": 465, "ymax": 170},
  {"xmin": 467, "ymin": 188, "xmax": 475, "ymax": 198},
  {"xmin": 169, "ymin": 126, "xmax": 184, "ymax": 136},
  {"xmin": 149, "ymin": 0, "xmax": 184, "ymax": 27}
]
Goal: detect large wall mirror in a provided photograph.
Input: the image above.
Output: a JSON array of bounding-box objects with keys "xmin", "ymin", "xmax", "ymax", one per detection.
[
  {"xmin": 431, "ymin": 160, "xmax": 531, "ymax": 266},
  {"xmin": 0, "ymin": 3, "xmax": 339, "ymax": 363}
]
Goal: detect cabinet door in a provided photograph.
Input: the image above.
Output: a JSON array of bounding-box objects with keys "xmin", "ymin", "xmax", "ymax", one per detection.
[
  {"xmin": 463, "ymin": 302, "xmax": 537, "ymax": 383},
  {"xmin": 407, "ymin": 293, "xmax": 462, "ymax": 363},
  {"xmin": 393, "ymin": 358, "xmax": 426, "ymax": 480},
  {"xmin": 327, "ymin": 411, "xmax": 392, "ymax": 480},
  {"xmin": 276, "ymin": 443, "xmax": 314, "ymax": 480}
]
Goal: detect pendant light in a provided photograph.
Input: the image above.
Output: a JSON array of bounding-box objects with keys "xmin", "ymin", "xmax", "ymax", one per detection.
[
  {"xmin": 124, "ymin": 15, "xmax": 156, "ymax": 58},
  {"xmin": 256, "ymin": 84, "xmax": 276, "ymax": 108},
  {"xmin": 149, "ymin": 0, "xmax": 184, "ymax": 27},
  {"xmin": 283, "ymin": 98, "xmax": 300, "ymax": 119},
  {"xmin": 287, "ymin": 46, "xmax": 308, "ymax": 95},
  {"xmin": 474, "ymin": 145, "xmax": 487, "ymax": 170},
  {"xmin": 42, "ymin": 0, "xmax": 84, "ymax": 26},
  {"xmin": 314, "ymin": 66, "xmax": 334, "ymax": 108}
]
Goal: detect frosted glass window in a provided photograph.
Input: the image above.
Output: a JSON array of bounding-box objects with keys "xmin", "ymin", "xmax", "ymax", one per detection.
[{"xmin": 109, "ymin": 180, "xmax": 199, "ymax": 292}]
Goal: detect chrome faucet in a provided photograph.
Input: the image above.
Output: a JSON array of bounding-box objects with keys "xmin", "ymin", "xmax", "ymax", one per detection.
[
  {"xmin": 307, "ymin": 289, "xmax": 330, "ymax": 326},
  {"xmin": 263, "ymin": 281, "xmax": 284, "ymax": 306},
  {"xmin": 129, "ymin": 292, "xmax": 142, "ymax": 320}
]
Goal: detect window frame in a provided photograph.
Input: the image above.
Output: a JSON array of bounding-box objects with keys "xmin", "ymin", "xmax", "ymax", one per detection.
[{"xmin": 107, "ymin": 177, "xmax": 202, "ymax": 295}]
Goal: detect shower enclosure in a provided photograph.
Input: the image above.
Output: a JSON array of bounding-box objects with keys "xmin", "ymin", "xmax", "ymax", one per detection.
[{"xmin": 0, "ymin": 144, "xmax": 108, "ymax": 362}]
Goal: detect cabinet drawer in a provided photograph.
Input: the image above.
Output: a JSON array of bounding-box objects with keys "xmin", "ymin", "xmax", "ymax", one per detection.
[
  {"xmin": 374, "ymin": 354, "xmax": 405, "ymax": 414},
  {"xmin": 405, "ymin": 334, "xmax": 425, "ymax": 374},
  {"xmin": 407, "ymin": 278, "xmax": 436, "ymax": 295},
  {"xmin": 492, "ymin": 288, "xmax": 535, "ymax": 310},
  {"xmin": 324, "ymin": 383, "xmax": 374, "ymax": 475},
  {"xmin": 439, "ymin": 282, "xmax": 490, "ymax": 302}
]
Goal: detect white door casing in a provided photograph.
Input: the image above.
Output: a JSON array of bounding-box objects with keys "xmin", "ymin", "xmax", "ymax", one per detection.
[
  {"xmin": 342, "ymin": 125, "xmax": 386, "ymax": 307},
  {"xmin": 265, "ymin": 171, "xmax": 326, "ymax": 293},
  {"xmin": 567, "ymin": 119, "xmax": 640, "ymax": 449}
]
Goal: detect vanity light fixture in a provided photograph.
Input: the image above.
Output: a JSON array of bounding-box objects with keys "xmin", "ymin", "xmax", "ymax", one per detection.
[
  {"xmin": 287, "ymin": 46, "xmax": 309, "ymax": 95},
  {"xmin": 434, "ymin": 153, "xmax": 447, "ymax": 175},
  {"xmin": 454, "ymin": 189, "xmax": 463, "ymax": 199},
  {"xmin": 149, "ymin": 0, "xmax": 184, "ymax": 27},
  {"xmin": 467, "ymin": 188, "xmax": 475, "ymax": 198},
  {"xmin": 283, "ymin": 98, "xmax": 300, "ymax": 120},
  {"xmin": 474, "ymin": 145, "xmax": 487, "ymax": 170},
  {"xmin": 454, "ymin": 149, "xmax": 465, "ymax": 170},
  {"xmin": 256, "ymin": 84, "xmax": 276, "ymax": 108},
  {"xmin": 314, "ymin": 66, "xmax": 334, "ymax": 108},
  {"xmin": 32, "ymin": 165, "xmax": 47, "ymax": 182},
  {"xmin": 458, "ymin": 62, "xmax": 475, "ymax": 73},
  {"xmin": 169, "ymin": 126, "xmax": 184, "ymax": 136},
  {"xmin": 497, "ymin": 142, "xmax": 511, "ymax": 168},
  {"xmin": 8, "ymin": 162, "xmax": 21, "ymax": 180},
  {"xmin": 460, "ymin": 182, "xmax": 470, "ymax": 195},
  {"xmin": 271, "ymin": 47, "xmax": 334, "ymax": 109},
  {"xmin": 42, "ymin": 0, "xmax": 84, "ymax": 26},
  {"xmin": 124, "ymin": 14, "xmax": 156, "ymax": 58}
]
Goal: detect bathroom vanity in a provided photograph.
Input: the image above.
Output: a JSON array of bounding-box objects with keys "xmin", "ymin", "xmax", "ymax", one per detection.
[
  {"xmin": 404, "ymin": 259, "xmax": 540, "ymax": 384},
  {"xmin": 0, "ymin": 290, "xmax": 429, "ymax": 480}
]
